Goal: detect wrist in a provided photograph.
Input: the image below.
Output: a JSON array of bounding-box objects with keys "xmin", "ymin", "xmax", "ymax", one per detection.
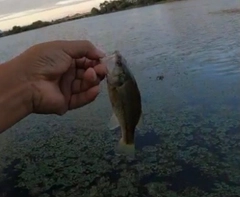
[
  {"xmin": 1, "ymin": 59, "xmax": 34, "ymax": 113},
  {"xmin": 0, "ymin": 60, "xmax": 33, "ymax": 132}
]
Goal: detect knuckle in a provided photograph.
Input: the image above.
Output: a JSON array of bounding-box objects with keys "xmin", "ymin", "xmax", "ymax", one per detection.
[
  {"xmin": 81, "ymin": 40, "xmax": 94, "ymax": 48},
  {"xmin": 28, "ymin": 44, "xmax": 40, "ymax": 52}
]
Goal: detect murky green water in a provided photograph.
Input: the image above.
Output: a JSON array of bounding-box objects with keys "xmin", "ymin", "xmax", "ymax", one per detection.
[{"xmin": 1, "ymin": 0, "xmax": 240, "ymax": 196}]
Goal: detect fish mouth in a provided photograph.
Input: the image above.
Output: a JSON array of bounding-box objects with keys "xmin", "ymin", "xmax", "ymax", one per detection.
[
  {"xmin": 100, "ymin": 50, "xmax": 125, "ymax": 79},
  {"xmin": 100, "ymin": 51, "xmax": 119, "ymax": 75}
]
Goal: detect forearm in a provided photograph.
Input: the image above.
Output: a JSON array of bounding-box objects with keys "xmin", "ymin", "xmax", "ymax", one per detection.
[{"xmin": 0, "ymin": 60, "xmax": 32, "ymax": 133}]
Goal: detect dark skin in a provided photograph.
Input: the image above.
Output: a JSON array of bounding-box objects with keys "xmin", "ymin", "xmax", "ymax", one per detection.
[{"xmin": 0, "ymin": 40, "xmax": 108, "ymax": 133}]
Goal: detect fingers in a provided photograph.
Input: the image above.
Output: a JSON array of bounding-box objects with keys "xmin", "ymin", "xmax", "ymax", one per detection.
[
  {"xmin": 93, "ymin": 63, "xmax": 108, "ymax": 80},
  {"xmin": 59, "ymin": 62, "xmax": 76, "ymax": 110},
  {"xmin": 54, "ymin": 40, "xmax": 106, "ymax": 60},
  {"xmin": 72, "ymin": 68, "xmax": 100, "ymax": 94},
  {"xmin": 76, "ymin": 62, "xmax": 107, "ymax": 79},
  {"xmin": 72, "ymin": 79, "xmax": 100, "ymax": 94},
  {"xmin": 69, "ymin": 86, "xmax": 100, "ymax": 109},
  {"xmin": 75, "ymin": 58, "xmax": 98, "ymax": 69}
]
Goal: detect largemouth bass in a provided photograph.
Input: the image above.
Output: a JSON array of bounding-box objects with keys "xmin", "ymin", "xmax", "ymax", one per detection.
[{"xmin": 102, "ymin": 50, "xmax": 143, "ymax": 156}]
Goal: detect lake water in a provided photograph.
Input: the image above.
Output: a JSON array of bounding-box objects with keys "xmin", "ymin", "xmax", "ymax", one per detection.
[{"xmin": 1, "ymin": 0, "xmax": 240, "ymax": 196}]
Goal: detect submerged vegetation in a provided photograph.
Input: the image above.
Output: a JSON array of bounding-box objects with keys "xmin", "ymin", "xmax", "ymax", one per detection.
[
  {"xmin": 0, "ymin": 105, "xmax": 240, "ymax": 197},
  {"xmin": 1, "ymin": 0, "xmax": 180, "ymax": 37}
]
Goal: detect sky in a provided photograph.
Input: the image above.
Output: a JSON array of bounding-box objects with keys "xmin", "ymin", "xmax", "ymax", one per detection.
[{"xmin": 0, "ymin": 0, "xmax": 104, "ymax": 30}]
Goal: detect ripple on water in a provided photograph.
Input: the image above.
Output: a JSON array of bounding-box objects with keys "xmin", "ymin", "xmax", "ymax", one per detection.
[{"xmin": 187, "ymin": 45, "xmax": 240, "ymax": 77}]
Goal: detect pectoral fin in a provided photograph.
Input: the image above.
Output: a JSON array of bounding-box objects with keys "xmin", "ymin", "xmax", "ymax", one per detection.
[
  {"xmin": 108, "ymin": 113, "xmax": 120, "ymax": 130},
  {"xmin": 136, "ymin": 113, "xmax": 144, "ymax": 129}
]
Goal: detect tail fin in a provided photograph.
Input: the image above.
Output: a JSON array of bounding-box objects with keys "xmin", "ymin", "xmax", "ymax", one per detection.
[{"xmin": 116, "ymin": 138, "xmax": 135, "ymax": 158}]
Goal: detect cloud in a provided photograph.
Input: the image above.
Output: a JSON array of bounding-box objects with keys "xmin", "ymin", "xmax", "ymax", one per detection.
[
  {"xmin": 0, "ymin": 0, "xmax": 93, "ymax": 22},
  {"xmin": 0, "ymin": 14, "xmax": 7, "ymax": 18},
  {"xmin": 0, "ymin": 0, "xmax": 103, "ymax": 30},
  {"xmin": 0, "ymin": 8, "xmax": 54, "ymax": 22},
  {"xmin": 56, "ymin": 0, "xmax": 90, "ymax": 5}
]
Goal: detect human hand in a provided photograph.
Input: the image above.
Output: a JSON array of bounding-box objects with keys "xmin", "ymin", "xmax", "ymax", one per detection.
[{"xmin": 13, "ymin": 40, "xmax": 107, "ymax": 115}]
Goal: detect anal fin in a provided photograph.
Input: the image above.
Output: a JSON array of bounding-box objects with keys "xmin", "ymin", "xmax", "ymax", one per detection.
[
  {"xmin": 136, "ymin": 113, "xmax": 144, "ymax": 129},
  {"xmin": 108, "ymin": 113, "xmax": 120, "ymax": 130}
]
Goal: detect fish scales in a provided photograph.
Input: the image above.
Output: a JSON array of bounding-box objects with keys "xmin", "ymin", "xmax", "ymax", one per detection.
[{"xmin": 103, "ymin": 50, "xmax": 142, "ymax": 156}]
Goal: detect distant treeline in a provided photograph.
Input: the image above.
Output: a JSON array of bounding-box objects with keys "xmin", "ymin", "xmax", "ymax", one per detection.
[
  {"xmin": 1, "ymin": 13, "xmax": 90, "ymax": 37},
  {"xmin": 0, "ymin": 0, "xmax": 179, "ymax": 37},
  {"xmin": 90, "ymin": 0, "xmax": 173, "ymax": 15},
  {"xmin": 2, "ymin": 20, "xmax": 52, "ymax": 36}
]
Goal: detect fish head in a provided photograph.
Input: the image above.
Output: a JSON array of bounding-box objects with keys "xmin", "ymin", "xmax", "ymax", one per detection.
[{"xmin": 102, "ymin": 50, "xmax": 129, "ymax": 87}]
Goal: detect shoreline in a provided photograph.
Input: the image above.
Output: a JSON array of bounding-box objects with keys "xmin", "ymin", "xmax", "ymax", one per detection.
[{"xmin": 0, "ymin": 0, "xmax": 183, "ymax": 38}]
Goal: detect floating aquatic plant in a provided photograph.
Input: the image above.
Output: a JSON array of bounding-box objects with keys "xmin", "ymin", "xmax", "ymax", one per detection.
[{"xmin": 0, "ymin": 103, "xmax": 240, "ymax": 197}]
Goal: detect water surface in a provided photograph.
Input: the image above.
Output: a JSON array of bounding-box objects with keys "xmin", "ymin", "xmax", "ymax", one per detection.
[{"xmin": 0, "ymin": 0, "xmax": 240, "ymax": 196}]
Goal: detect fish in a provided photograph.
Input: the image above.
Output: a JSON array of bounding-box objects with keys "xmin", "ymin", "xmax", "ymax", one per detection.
[{"xmin": 102, "ymin": 50, "xmax": 143, "ymax": 156}]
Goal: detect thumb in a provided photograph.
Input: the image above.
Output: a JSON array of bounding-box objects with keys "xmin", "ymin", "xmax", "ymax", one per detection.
[{"xmin": 55, "ymin": 40, "xmax": 106, "ymax": 60}]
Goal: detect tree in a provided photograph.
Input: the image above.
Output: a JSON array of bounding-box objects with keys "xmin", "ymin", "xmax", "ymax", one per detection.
[
  {"xmin": 11, "ymin": 26, "xmax": 22, "ymax": 33},
  {"xmin": 91, "ymin": 7, "xmax": 100, "ymax": 15}
]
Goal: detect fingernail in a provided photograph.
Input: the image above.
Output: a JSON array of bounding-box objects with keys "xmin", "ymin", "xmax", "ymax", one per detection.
[
  {"xmin": 96, "ymin": 48, "xmax": 106, "ymax": 57},
  {"xmin": 93, "ymin": 70, "xmax": 97, "ymax": 81}
]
